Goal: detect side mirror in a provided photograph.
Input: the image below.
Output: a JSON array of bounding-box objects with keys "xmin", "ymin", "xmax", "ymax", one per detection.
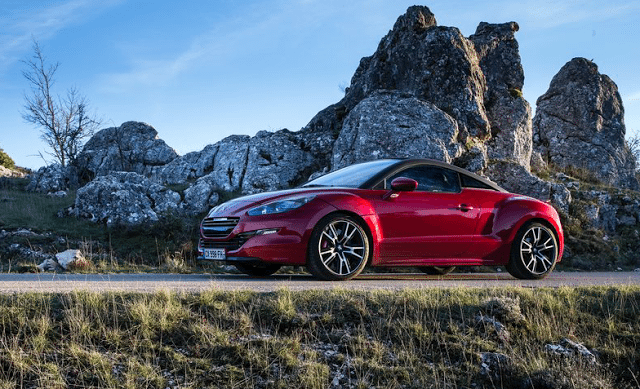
[{"xmin": 390, "ymin": 177, "xmax": 418, "ymax": 192}]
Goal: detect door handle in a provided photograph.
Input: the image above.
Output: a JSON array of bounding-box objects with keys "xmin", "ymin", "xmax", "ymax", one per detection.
[{"xmin": 456, "ymin": 204, "xmax": 474, "ymax": 212}]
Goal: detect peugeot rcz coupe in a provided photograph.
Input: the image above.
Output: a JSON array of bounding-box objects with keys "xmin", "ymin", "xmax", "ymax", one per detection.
[{"xmin": 198, "ymin": 159, "xmax": 563, "ymax": 281}]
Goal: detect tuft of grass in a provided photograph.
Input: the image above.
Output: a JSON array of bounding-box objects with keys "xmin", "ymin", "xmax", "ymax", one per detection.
[{"xmin": 0, "ymin": 287, "xmax": 639, "ymax": 388}]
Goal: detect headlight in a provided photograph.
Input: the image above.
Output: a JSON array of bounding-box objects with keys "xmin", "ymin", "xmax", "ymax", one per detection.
[{"xmin": 247, "ymin": 195, "xmax": 316, "ymax": 216}]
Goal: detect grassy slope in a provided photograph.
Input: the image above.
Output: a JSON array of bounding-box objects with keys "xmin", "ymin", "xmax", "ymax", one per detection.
[
  {"xmin": 0, "ymin": 182, "xmax": 205, "ymax": 272},
  {"xmin": 0, "ymin": 287, "xmax": 639, "ymax": 388}
]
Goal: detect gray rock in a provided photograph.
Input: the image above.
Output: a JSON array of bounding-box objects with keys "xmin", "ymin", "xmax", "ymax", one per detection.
[
  {"xmin": 344, "ymin": 6, "xmax": 488, "ymax": 139},
  {"xmin": 55, "ymin": 249, "xmax": 85, "ymax": 270},
  {"xmin": 530, "ymin": 151, "xmax": 548, "ymax": 173},
  {"xmin": 485, "ymin": 161, "xmax": 571, "ymax": 214},
  {"xmin": 476, "ymin": 314, "xmax": 510, "ymax": 343},
  {"xmin": 545, "ymin": 338, "xmax": 598, "ymax": 365},
  {"xmin": 76, "ymin": 121, "xmax": 178, "ymax": 178},
  {"xmin": 73, "ymin": 172, "xmax": 180, "ymax": 227},
  {"xmin": 332, "ymin": 91, "xmax": 463, "ymax": 170},
  {"xmin": 470, "ymin": 22, "xmax": 532, "ymax": 169},
  {"xmin": 533, "ymin": 58, "xmax": 639, "ymax": 190},
  {"xmin": 151, "ymin": 144, "xmax": 218, "ymax": 185},
  {"xmin": 209, "ymin": 135, "xmax": 251, "ymax": 192},
  {"xmin": 242, "ymin": 129, "xmax": 317, "ymax": 194},
  {"xmin": 479, "ymin": 352, "xmax": 512, "ymax": 380},
  {"xmin": 26, "ymin": 164, "xmax": 78, "ymax": 193},
  {"xmin": 454, "ymin": 143, "xmax": 488, "ymax": 174},
  {"xmin": 37, "ymin": 258, "xmax": 61, "ymax": 272},
  {"xmin": 47, "ymin": 190, "xmax": 68, "ymax": 198},
  {"xmin": 182, "ymin": 175, "xmax": 221, "ymax": 215}
]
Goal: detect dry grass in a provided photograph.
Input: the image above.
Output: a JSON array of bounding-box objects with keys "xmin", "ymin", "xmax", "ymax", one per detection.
[{"xmin": 0, "ymin": 287, "xmax": 639, "ymax": 388}]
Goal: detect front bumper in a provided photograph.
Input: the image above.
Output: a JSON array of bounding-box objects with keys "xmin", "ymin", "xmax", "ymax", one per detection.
[{"xmin": 197, "ymin": 200, "xmax": 335, "ymax": 266}]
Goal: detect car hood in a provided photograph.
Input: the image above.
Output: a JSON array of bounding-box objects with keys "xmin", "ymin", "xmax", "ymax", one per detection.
[{"xmin": 207, "ymin": 187, "xmax": 337, "ymax": 217}]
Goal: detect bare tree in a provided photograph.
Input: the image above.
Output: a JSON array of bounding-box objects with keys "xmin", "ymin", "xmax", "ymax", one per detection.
[{"xmin": 22, "ymin": 41, "xmax": 100, "ymax": 167}]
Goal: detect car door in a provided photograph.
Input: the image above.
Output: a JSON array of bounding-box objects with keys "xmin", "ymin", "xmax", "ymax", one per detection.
[{"xmin": 370, "ymin": 164, "xmax": 480, "ymax": 262}]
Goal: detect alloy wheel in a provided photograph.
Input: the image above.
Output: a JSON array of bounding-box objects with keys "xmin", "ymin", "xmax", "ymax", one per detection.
[
  {"xmin": 519, "ymin": 225, "xmax": 557, "ymax": 276},
  {"xmin": 317, "ymin": 218, "xmax": 369, "ymax": 277}
]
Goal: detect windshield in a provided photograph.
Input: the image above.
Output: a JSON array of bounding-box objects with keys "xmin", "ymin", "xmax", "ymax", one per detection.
[{"xmin": 302, "ymin": 159, "xmax": 399, "ymax": 188}]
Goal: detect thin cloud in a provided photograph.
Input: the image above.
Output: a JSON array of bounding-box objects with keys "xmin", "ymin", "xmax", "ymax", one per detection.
[{"xmin": 0, "ymin": 0, "xmax": 122, "ymax": 69}]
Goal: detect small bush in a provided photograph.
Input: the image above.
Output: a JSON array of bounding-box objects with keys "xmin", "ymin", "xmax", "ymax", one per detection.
[{"xmin": 0, "ymin": 147, "xmax": 15, "ymax": 170}]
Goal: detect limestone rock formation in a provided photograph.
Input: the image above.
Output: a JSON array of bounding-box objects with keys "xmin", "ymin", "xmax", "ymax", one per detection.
[
  {"xmin": 73, "ymin": 172, "xmax": 181, "ymax": 227},
  {"xmin": 533, "ymin": 58, "xmax": 638, "ymax": 190},
  {"xmin": 75, "ymin": 121, "xmax": 178, "ymax": 179},
  {"xmin": 343, "ymin": 6, "xmax": 488, "ymax": 139},
  {"xmin": 332, "ymin": 91, "xmax": 463, "ymax": 169},
  {"xmin": 470, "ymin": 22, "xmax": 532, "ymax": 168},
  {"xmin": 26, "ymin": 164, "xmax": 78, "ymax": 193},
  {"xmin": 151, "ymin": 144, "xmax": 218, "ymax": 185},
  {"xmin": 241, "ymin": 129, "xmax": 317, "ymax": 194}
]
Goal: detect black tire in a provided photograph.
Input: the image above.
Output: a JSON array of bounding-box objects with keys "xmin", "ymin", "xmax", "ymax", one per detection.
[
  {"xmin": 234, "ymin": 263, "xmax": 281, "ymax": 277},
  {"xmin": 307, "ymin": 214, "xmax": 371, "ymax": 281},
  {"xmin": 417, "ymin": 266, "xmax": 456, "ymax": 276},
  {"xmin": 506, "ymin": 222, "xmax": 558, "ymax": 280}
]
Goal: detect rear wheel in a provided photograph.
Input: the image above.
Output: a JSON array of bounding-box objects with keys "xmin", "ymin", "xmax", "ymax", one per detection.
[
  {"xmin": 417, "ymin": 266, "xmax": 456, "ymax": 275},
  {"xmin": 307, "ymin": 214, "xmax": 370, "ymax": 281},
  {"xmin": 507, "ymin": 222, "xmax": 558, "ymax": 280},
  {"xmin": 234, "ymin": 263, "xmax": 281, "ymax": 277}
]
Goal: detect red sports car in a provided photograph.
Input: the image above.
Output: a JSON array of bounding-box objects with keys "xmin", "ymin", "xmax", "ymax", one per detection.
[{"xmin": 198, "ymin": 159, "xmax": 563, "ymax": 280}]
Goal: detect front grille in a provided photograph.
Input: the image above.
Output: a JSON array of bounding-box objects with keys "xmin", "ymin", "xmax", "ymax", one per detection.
[
  {"xmin": 201, "ymin": 217, "xmax": 240, "ymax": 238},
  {"xmin": 200, "ymin": 236, "xmax": 248, "ymax": 251}
]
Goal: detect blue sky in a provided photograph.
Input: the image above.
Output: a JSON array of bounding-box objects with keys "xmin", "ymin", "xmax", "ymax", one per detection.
[{"xmin": 1, "ymin": 0, "xmax": 639, "ymax": 170}]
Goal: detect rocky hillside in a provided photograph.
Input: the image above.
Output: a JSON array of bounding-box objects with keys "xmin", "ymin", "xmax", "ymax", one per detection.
[{"xmin": 25, "ymin": 6, "xmax": 639, "ymax": 263}]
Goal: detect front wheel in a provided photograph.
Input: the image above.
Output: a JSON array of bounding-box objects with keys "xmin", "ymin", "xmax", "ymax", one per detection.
[
  {"xmin": 507, "ymin": 222, "xmax": 558, "ymax": 280},
  {"xmin": 234, "ymin": 263, "xmax": 281, "ymax": 277},
  {"xmin": 307, "ymin": 214, "xmax": 371, "ymax": 281}
]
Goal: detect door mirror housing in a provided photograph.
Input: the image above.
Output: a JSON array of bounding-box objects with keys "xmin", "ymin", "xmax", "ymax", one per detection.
[{"xmin": 390, "ymin": 177, "xmax": 418, "ymax": 192}]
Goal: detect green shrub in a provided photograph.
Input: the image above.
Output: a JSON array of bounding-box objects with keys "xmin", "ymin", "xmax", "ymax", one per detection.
[{"xmin": 0, "ymin": 147, "xmax": 15, "ymax": 169}]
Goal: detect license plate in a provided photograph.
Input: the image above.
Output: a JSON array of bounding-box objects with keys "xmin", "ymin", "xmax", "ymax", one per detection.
[{"xmin": 204, "ymin": 248, "xmax": 226, "ymax": 260}]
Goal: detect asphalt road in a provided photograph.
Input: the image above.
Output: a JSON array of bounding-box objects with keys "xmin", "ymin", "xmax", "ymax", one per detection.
[{"xmin": 0, "ymin": 271, "xmax": 639, "ymax": 294}]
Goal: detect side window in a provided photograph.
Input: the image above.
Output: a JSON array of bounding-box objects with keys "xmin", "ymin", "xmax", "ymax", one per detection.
[
  {"xmin": 460, "ymin": 174, "xmax": 494, "ymax": 190},
  {"xmin": 388, "ymin": 166, "xmax": 461, "ymax": 193}
]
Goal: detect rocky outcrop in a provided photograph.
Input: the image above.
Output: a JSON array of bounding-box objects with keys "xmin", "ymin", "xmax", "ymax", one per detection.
[
  {"xmin": 470, "ymin": 22, "xmax": 532, "ymax": 169},
  {"xmin": 75, "ymin": 121, "xmax": 178, "ymax": 179},
  {"xmin": 242, "ymin": 129, "xmax": 317, "ymax": 194},
  {"xmin": 0, "ymin": 165, "xmax": 25, "ymax": 178},
  {"xmin": 151, "ymin": 144, "xmax": 218, "ymax": 185},
  {"xmin": 26, "ymin": 164, "xmax": 78, "ymax": 193},
  {"xmin": 332, "ymin": 91, "xmax": 463, "ymax": 169},
  {"xmin": 72, "ymin": 172, "xmax": 181, "ymax": 227},
  {"xmin": 533, "ymin": 58, "xmax": 639, "ymax": 190},
  {"xmin": 342, "ymin": 6, "xmax": 488, "ymax": 139}
]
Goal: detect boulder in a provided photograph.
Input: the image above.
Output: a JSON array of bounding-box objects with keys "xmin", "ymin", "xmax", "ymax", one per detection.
[
  {"xmin": 26, "ymin": 164, "xmax": 78, "ymax": 193},
  {"xmin": 533, "ymin": 58, "xmax": 639, "ymax": 190},
  {"xmin": 332, "ymin": 91, "xmax": 463, "ymax": 169},
  {"xmin": 55, "ymin": 249, "xmax": 86, "ymax": 270},
  {"xmin": 73, "ymin": 172, "xmax": 181, "ymax": 227},
  {"xmin": 75, "ymin": 121, "xmax": 178, "ymax": 179},
  {"xmin": 470, "ymin": 22, "xmax": 532, "ymax": 169}
]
